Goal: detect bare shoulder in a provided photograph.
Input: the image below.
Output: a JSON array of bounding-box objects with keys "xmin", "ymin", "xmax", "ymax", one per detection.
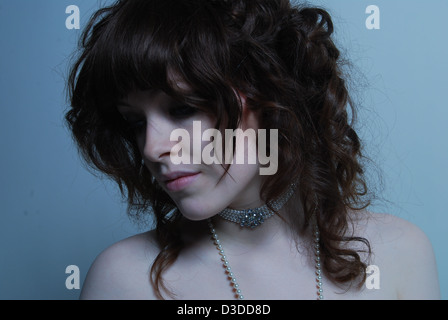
[
  {"xmin": 80, "ymin": 230, "xmax": 161, "ymax": 300},
  {"xmin": 351, "ymin": 211, "xmax": 440, "ymax": 299},
  {"xmin": 354, "ymin": 211, "xmax": 430, "ymax": 244},
  {"xmin": 355, "ymin": 211, "xmax": 435, "ymax": 256}
]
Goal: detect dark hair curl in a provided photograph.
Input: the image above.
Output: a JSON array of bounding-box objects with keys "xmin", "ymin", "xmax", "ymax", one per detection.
[{"xmin": 66, "ymin": 0, "xmax": 372, "ymax": 299}]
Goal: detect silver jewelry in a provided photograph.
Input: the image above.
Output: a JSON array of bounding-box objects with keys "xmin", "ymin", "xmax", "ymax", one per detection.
[
  {"xmin": 218, "ymin": 183, "xmax": 297, "ymax": 228},
  {"xmin": 207, "ymin": 214, "xmax": 324, "ymax": 300},
  {"xmin": 208, "ymin": 219, "xmax": 245, "ymax": 300},
  {"xmin": 314, "ymin": 219, "xmax": 324, "ymax": 300}
]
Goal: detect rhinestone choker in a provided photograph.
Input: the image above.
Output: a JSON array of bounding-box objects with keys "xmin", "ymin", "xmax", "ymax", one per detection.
[{"xmin": 218, "ymin": 183, "xmax": 297, "ymax": 228}]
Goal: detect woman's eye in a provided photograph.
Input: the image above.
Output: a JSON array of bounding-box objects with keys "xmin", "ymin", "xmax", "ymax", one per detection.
[
  {"xmin": 123, "ymin": 116, "xmax": 146, "ymax": 132},
  {"xmin": 169, "ymin": 105, "xmax": 198, "ymax": 119},
  {"xmin": 129, "ymin": 120, "xmax": 146, "ymax": 132}
]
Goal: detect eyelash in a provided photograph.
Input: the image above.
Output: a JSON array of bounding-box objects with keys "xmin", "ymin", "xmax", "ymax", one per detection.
[
  {"xmin": 128, "ymin": 120, "xmax": 146, "ymax": 132},
  {"xmin": 169, "ymin": 104, "xmax": 198, "ymax": 118},
  {"xmin": 123, "ymin": 105, "xmax": 199, "ymax": 133}
]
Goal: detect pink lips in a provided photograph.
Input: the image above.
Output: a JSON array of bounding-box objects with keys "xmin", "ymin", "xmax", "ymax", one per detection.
[{"xmin": 162, "ymin": 172, "xmax": 200, "ymax": 192}]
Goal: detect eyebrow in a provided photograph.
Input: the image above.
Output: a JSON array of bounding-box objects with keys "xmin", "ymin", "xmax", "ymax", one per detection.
[
  {"xmin": 116, "ymin": 102, "xmax": 133, "ymax": 108},
  {"xmin": 115, "ymin": 103, "xmax": 145, "ymax": 118},
  {"xmin": 116, "ymin": 102, "xmax": 144, "ymax": 115}
]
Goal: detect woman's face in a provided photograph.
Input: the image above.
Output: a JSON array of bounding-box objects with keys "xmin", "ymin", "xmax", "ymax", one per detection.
[{"xmin": 117, "ymin": 89, "xmax": 265, "ymax": 221}]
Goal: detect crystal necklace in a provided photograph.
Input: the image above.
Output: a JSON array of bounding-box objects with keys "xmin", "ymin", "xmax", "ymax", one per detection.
[
  {"xmin": 208, "ymin": 188, "xmax": 324, "ymax": 300},
  {"xmin": 218, "ymin": 182, "xmax": 297, "ymax": 228}
]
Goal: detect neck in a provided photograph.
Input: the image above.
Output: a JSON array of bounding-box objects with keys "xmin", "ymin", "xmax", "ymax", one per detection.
[{"xmin": 181, "ymin": 185, "xmax": 308, "ymax": 251}]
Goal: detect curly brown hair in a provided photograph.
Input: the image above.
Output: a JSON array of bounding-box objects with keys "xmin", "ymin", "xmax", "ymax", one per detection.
[{"xmin": 66, "ymin": 0, "xmax": 372, "ymax": 299}]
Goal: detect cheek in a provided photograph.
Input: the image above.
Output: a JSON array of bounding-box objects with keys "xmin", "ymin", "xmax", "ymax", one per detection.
[
  {"xmin": 226, "ymin": 163, "xmax": 260, "ymax": 185},
  {"xmin": 236, "ymin": 132, "xmax": 259, "ymax": 165}
]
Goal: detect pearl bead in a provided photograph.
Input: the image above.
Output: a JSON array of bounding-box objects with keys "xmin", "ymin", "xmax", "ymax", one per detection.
[{"xmin": 208, "ymin": 218, "xmax": 323, "ymax": 301}]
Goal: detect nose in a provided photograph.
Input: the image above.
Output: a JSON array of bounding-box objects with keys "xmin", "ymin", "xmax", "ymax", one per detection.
[{"xmin": 141, "ymin": 116, "xmax": 175, "ymax": 163}]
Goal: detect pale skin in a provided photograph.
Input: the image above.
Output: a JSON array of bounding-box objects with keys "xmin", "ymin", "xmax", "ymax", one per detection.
[{"xmin": 80, "ymin": 89, "xmax": 440, "ymax": 300}]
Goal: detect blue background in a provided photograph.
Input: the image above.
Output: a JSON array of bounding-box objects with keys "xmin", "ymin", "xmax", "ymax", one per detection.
[{"xmin": 0, "ymin": 0, "xmax": 446, "ymax": 300}]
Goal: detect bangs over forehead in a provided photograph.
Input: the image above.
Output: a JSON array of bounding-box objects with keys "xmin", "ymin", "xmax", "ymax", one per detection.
[{"xmin": 76, "ymin": 0, "xmax": 236, "ymax": 108}]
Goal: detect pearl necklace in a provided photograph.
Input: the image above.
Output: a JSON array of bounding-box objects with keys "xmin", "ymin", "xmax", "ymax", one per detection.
[{"xmin": 207, "ymin": 217, "xmax": 324, "ymax": 300}]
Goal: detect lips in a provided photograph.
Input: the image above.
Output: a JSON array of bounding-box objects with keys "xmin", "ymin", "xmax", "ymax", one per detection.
[
  {"xmin": 161, "ymin": 171, "xmax": 201, "ymax": 192},
  {"xmin": 162, "ymin": 171, "xmax": 199, "ymax": 182}
]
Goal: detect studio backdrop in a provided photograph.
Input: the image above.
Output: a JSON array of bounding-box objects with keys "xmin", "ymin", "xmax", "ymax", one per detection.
[{"xmin": 0, "ymin": 0, "xmax": 446, "ymax": 300}]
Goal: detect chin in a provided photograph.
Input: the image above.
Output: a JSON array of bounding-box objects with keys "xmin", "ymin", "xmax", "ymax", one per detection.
[
  {"xmin": 178, "ymin": 210, "xmax": 215, "ymax": 222},
  {"xmin": 175, "ymin": 199, "xmax": 225, "ymax": 222}
]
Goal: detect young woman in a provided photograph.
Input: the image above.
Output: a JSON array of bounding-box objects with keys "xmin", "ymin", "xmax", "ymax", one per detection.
[{"xmin": 66, "ymin": 0, "xmax": 440, "ymax": 300}]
